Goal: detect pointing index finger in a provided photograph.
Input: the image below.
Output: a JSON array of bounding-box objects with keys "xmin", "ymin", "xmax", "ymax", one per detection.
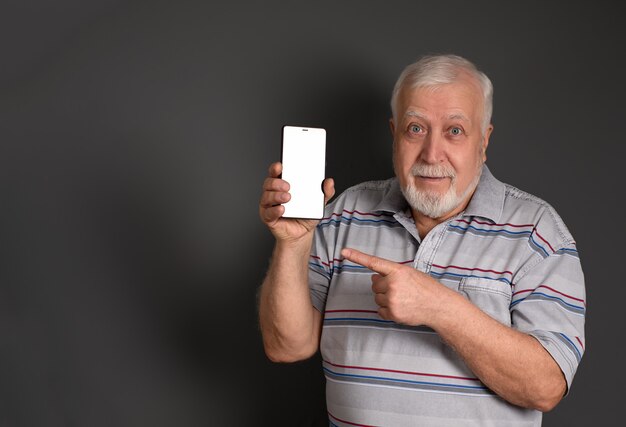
[{"xmin": 341, "ymin": 248, "xmax": 400, "ymax": 276}]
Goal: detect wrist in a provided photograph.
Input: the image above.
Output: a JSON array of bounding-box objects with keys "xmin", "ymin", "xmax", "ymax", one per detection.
[
  {"xmin": 274, "ymin": 233, "xmax": 315, "ymax": 256},
  {"xmin": 429, "ymin": 287, "xmax": 468, "ymax": 333}
]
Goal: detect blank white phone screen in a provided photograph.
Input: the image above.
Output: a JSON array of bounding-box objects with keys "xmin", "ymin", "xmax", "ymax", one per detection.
[{"xmin": 281, "ymin": 126, "xmax": 326, "ymax": 219}]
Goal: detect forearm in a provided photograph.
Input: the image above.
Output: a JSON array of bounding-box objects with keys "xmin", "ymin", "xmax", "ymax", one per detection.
[
  {"xmin": 259, "ymin": 235, "xmax": 321, "ymax": 362},
  {"xmin": 434, "ymin": 291, "xmax": 565, "ymax": 411}
]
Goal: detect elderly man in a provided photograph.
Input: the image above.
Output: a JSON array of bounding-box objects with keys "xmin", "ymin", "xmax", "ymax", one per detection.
[{"xmin": 258, "ymin": 55, "xmax": 585, "ymax": 426}]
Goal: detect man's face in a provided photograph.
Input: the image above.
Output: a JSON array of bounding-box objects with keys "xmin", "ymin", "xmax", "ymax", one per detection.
[{"xmin": 391, "ymin": 74, "xmax": 493, "ymax": 219}]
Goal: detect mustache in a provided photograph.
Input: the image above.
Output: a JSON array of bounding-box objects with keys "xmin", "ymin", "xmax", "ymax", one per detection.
[{"xmin": 409, "ymin": 162, "xmax": 456, "ymax": 179}]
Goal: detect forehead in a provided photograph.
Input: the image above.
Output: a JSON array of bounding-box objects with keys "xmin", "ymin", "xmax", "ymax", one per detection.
[{"xmin": 399, "ymin": 77, "xmax": 483, "ymax": 121}]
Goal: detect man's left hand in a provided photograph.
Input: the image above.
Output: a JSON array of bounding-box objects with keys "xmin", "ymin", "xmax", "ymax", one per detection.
[{"xmin": 340, "ymin": 248, "xmax": 457, "ymax": 327}]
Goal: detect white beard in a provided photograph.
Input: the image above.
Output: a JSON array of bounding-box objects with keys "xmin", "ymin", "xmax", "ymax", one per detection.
[{"xmin": 400, "ymin": 162, "xmax": 483, "ymax": 219}]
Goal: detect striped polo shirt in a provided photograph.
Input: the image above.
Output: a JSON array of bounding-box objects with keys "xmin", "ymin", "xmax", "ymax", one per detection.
[{"xmin": 308, "ymin": 165, "xmax": 585, "ymax": 427}]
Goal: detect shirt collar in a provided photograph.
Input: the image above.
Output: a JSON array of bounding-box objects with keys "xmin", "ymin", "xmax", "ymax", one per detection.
[
  {"xmin": 373, "ymin": 164, "xmax": 505, "ymax": 222},
  {"xmin": 372, "ymin": 178, "xmax": 409, "ymax": 215},
  {"xmin": 463, "ymin": 164, "xmax": 505, "ymax": 222}
]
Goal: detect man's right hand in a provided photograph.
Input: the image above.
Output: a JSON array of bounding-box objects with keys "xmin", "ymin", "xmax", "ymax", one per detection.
[
  {"xmin": 259, "ymin": 162, "xmax": 335, "ymax": 243},
  {"xmin": 259, "ymin": 161, "xmax": 332, "ymax": 362}
]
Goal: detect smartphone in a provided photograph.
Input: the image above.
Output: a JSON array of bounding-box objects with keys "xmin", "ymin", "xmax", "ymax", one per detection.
[{"xmin": 281, "ymin": 125, "xmax": 326, "ymax": 219}]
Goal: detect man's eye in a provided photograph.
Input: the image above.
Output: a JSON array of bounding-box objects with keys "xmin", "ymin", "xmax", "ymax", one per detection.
[
  {"xmin": 449, "ymin": 127, "xmax": 463, "ymax": 136},
  {"xmin": 409, "ymin": 125, "xmax": 422, "ymax": 133}
]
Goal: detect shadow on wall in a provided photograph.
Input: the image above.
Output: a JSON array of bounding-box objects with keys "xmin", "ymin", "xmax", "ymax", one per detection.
[{"xmin": 0, "ymin": 45, "xmax": 395, "ymax": 426}]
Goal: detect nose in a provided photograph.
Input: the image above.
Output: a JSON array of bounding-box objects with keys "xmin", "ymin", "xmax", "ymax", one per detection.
[{"xmin": 420, "ymin": 132, "xmax": 445, "ymax": 164}]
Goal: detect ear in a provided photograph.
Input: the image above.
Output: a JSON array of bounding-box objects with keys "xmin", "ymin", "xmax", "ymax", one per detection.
[
  {"xmin": 389, "ymin": 118, "xmax": 396, "ymax": 136},
  {"xmin": 482, "ymin": 124, "xmax": 494, "ymax": 162}
]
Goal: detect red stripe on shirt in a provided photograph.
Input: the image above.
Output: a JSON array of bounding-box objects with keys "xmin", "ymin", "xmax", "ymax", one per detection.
[
  {"xmin": 513, "ymin": 284, "xmax": 585, "ymax": 305},
  {"xmin": 533, "ymin": 229, "xmax": 555, "ymax": 252},
  {"xmin": 576, "ymin": 336, "xmax": 585, "ymax": 349},
  {"xmin": 324, "ymin": 360, "xmax": 480, "ymax": 382},
  {"xmin": 456, "ymin": 218, "xmax": 534, "ymax": 228},
  {"xmin": 328, "ymin": 411, "xmax": 378, "ymax": 427},
  {"xmin": 432, "ymin": 263, "xmax": 513, "ymax": 276}
]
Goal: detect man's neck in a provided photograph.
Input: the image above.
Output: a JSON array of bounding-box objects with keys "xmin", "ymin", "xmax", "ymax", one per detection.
[{"xmin": 411, "ymin": 200, "xmax": 469, "ymax": 240}]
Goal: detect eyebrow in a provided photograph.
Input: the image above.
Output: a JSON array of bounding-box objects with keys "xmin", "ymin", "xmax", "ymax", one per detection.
[
  {"xmin": 404, "ymin": 111, "xmax": 471, "ymax": 123},
  {"xmin": 405, "ymin": 111, "xmax": 428, "ymax": 120},
  {"xmin": 447, "ymin": 113, "xmax": 470, "ymax": 122}
]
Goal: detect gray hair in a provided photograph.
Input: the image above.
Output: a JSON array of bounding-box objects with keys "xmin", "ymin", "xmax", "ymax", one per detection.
[{"xmin": 390, "ymin": 54, "xmax": 493, "ymax": 133}]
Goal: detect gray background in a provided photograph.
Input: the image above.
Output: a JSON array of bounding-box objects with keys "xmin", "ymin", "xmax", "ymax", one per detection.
[{"xmin": 1, "ymin": 0, "xmax": 623, "ymax": 425}]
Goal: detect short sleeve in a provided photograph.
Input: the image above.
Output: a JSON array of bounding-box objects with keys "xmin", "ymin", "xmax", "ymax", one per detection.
[
  {"xmin": 510, "ymin": 242, "xmax": 586, "ymax": 390},
  {"xmin": 308, "ymin": 223, "xmax": 332, "ymax": 313}
]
